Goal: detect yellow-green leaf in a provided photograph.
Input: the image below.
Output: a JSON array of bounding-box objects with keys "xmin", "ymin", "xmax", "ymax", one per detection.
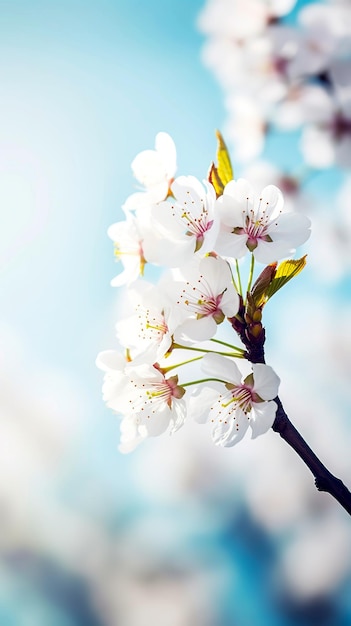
[
  {"xmin": 265, "ymin": 255, "xmax": 307, "ymax": 300},
  {"xmin": 216, "ymin": 130, "xmax": 233, "ymax": 186}
]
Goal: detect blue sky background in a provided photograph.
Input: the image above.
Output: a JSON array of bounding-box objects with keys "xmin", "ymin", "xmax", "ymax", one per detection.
[
  {"xmin": 0, "ymin": 0, "xmax": 228, "ymax": 501},
  {"xmin": 0, "ymin": 0, "xmax": 227, "ymax": 476},
  {"xmin": 0, "ymin": 0, "xmax": 220, "ymax": 360}
]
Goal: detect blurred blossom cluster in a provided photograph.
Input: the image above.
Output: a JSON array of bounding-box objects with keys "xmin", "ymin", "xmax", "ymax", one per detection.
[
  {"xmin": 0, "ymin": 325, "xmax": 231, "ymax": 625},
  {"xmin": 198, "ymin": 0, "xmax": 351, "ymax": 285},
  {"xmin": 198, "ymin": 0, "xmax": 351, "ymax": 168}
]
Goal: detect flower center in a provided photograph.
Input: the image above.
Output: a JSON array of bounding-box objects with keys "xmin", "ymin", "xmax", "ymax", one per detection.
[
  {"xmin": 183, "ymin": 208, "xmax": 213, "ymax": 238},
  {"xmin": 171, "ymin": 191, "xmax": 213, "ymax": 251},
  {"xmin": 144, "ymin": 375, "xmax": 184, "ymax": 410},
  {"xmin": 114, "ymin": 241, "xmax": 146, "ymax": 274},
  {"xmin": 138, "ymin": 306, "xmax": 168, "ymax": 342},
  {"xmin": 128, "ymin": 375, "xmax": 175, "ymax": 418},
  {"xmin": 177, "ymin": 274, "xmax": 226, "ymax": 323},
  {"xmin": 146, "ymin": 381, "xmax": 173, "ymax": 406},
  {"xmin": 221, "ymin": 384, "xmax": 253, "ymax": 414},
  {"xmin": 234, "ymin": 198, "xmax": 276, "ymax": 251}
]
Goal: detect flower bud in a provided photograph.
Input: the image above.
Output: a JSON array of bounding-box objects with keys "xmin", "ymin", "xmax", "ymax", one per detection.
[
  {"xmin": 250, "ymin": 323, "xmax": 263, "ymax": 338},
  {"xmin": 252, "ymin": 309, "xmax": 262, "ymax": 322}
]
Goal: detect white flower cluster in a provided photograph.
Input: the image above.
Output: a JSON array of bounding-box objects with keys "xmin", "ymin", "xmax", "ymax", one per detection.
[
  {"xmin": 97, "ymin": 133, "xmax": 311, "ymax": 452},
  {"xmin": 198, "ymin": 0, "xmax": 351, "ymax": 168}
]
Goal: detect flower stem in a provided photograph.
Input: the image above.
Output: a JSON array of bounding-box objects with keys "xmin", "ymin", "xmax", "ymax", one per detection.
[
  {"xmin": 210, "ymin": 338, "xmax": 245, "ymax": 353},
  {"xmin": 172, "ymin": 343, "xmax": 244, "ymax": 358},
  {"xmin": 182, "ymin": 377, "xmax": 225, "ymax": 387},
  {"xmin": 235, "ymin": 259, "xmax": 243, "ymax": 297},
  {"xmin": 246, "ymin": 253, "xmax": 255, "ymax": 299},
  {"xmin": 162, "ymin": 356, "xmax": 203, "ymax": 373}
]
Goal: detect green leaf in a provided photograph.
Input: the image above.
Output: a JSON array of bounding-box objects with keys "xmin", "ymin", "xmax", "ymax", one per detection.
[
  {"xmin": 250, "ymin": 256, "xmax": 307, "ymax": 307},
  {"xmin": 266, "ymin": 256, "xmax": 307, "ymax": 300},
  {"xmin": 215, "ymin": 130, "xmax": 233, "ymax": 186}
]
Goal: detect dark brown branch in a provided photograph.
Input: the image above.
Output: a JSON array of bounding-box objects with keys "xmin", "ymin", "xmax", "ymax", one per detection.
[
  {"xmin": 229, "ymin": 310, "xmax": 351, "ymax": 516},
  {"xmin": 273, "ymin": 397, "xmax": 351, "ymax": 516}
]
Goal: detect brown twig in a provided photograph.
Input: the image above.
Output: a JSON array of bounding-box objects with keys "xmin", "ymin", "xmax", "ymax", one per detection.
[
  {"xmin": 229, "ymin": 309, "xmax": 351, "ymax": 516},
  {"xmin": 272, "ymin": 397, "xmax": 351, "ymax": 516}
]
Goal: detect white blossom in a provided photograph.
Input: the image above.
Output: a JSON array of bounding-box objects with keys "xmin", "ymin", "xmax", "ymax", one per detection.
[
  {"xmin": 118, "ymin": 364, "xmax": 187, "ymax": 438},
  {"xmin": 198, "ymin": 0, "xmax": 295, "ymax": 41},
  {"xmin": 297, "ymin": 2, "xmax": 351, "ymax": 69},
  {"xmin": 96, "ymin": 351, "xmax": 187, "ymax": 449},
  {"xmin": 115, "ymin": 281, "xmax": 186, "ymax": 364},
  {"xmin": 198, "ymin": 0, "xmax": 351, "ymax": 170},
  {"xmin": 107, "ymin": 213, "xmax": 147, "ymax": 287},
  {"xmin": 151, "ymin": 176, "xmax": 219, "ymax": 264},
  {"xmin": 166, "ymin": 255, "xmax": 239, "ymax": 342},
  {"xmin": 301, "ymin": 61, "xmax": 351, "ymax": 169},
  {"xmin": 123, "ymin": 132, "xmax": 177, "ymax": 210},
  {"xmin": 96, "ymin": 350, "xmax": 133, "ymax": 413},
  {"xmin": 274, "ymin": 83, "xmax": 334, "ymax": 131},
  {"xmin": 96, "ymin": 351, "xmax": 149, "ymax": 452},
  {"xmin": 215, "ymin": 178, "xmax": 311, "ymax": 263},
  {"xmin": 195, "ymin": 353, "xmax": 280, "ymax": 447}
]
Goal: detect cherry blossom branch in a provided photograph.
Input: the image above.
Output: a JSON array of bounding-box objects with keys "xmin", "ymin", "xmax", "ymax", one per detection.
[
  {"xmin": 229, "ymin": 307, "xmax": 351, "ymax": 516},
  {"xmin": 98, "ymin": 129, "xmax": 349, "ymax": 494}
]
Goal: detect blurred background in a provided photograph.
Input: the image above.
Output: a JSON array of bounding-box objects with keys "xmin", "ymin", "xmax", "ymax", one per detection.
[{"xmin": 1, "ymin": 0, "xmax": 351, "ymax": 624}]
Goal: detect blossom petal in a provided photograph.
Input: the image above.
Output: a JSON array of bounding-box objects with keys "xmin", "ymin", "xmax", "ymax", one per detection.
[
  {"xmin": 142, "ymin": 405, "xmax": 173, "ymax": 436},
  {"xmin": 169, "ymin": 399, "xmax": 187, "ymax": 433},
  {"xmin": 111, "ymin": 266, "xmax": 140, "ymax": 287},
  {"xmin": 155, "ymin": 132, "xmax": 177, "ymax": 178},
  {"xmin": 118, "ymin": 416, "xmax": 146, "ymax": 454},
  {"xmin": 96, "ymin": 350, "xmax": 126, "ymax": 372},
  {"xmin": 269, "ymin": 212, "xmax": 311, "ymax": 245},
  {"xmin": 143, "ymin": 234, "xmax": 195, "ymax": 268},
  {"xmin": 215, "ymin": 230, "xmax": 249, "ymax": 259},
  {"xmin": 152, "ymin": 200, "xmax": 188, "ymax": 237},
  {"xmin": 211, "ymin": 408, "xmax": 249, "ymax": 447},
  {"xmin": 224, "ymin": 178, "xmax": 254, "ymax": 202},
  {"xmin": 171, "ymin": 175, "xmax": 205, "ymax": 205},
  {"xmin": 132, "ymin": 149, "xmax": 166, "ymax": 187},
  {"xmin": 220, "ymin": 282, "xmax": 240, "ymax": 317},
  {"xmin": 200, "ymin": 255, "xmax": 232, "ymax": 294},
  {"xmin": 259, "ymin": 184, "xmax": 284, "ymax": 220},
  {"xmin": 250, "ymin": 401, "xmax": 277, "ymax": 438},
  {"xmin": 253, "ymin": 239, "xmax": 294, "ymax": 264},
  {"xmin": 174, "ymin": 316, "xmax": 218, "ymax": 342},
  {"xmin": 123, "ymin": 190, "xmax": 159, "ymax": 211},
  {"xmin": 216, "ymin": 194, "xmax": 246, "ymax": 228},
  {"xmin": 201, "ymin": 353, "xmax": 242, "ymax": 385},
  {"xmin": 188, "ymin": 386, "xmax": 222, "ymax": 424},
  {"xmin": 252, "ymin": 364, "xmax": 280, "ymax": 400}
]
